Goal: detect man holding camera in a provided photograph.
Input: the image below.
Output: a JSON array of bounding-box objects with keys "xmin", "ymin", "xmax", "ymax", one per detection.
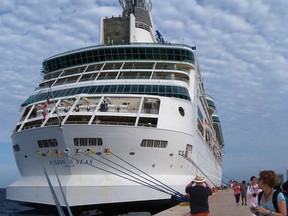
[
  {"xmin": 185, "ymin": 175, "xmax": 212, "ymax": 216},
  {"xmin": 247, "ymin": 176, "xmax": 261, "ymax": 216}
]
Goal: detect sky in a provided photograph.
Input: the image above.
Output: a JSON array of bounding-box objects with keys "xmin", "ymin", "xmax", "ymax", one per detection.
[{"xmin": 0, "ymin": 0, "xmax": 288, "ymax": 188}]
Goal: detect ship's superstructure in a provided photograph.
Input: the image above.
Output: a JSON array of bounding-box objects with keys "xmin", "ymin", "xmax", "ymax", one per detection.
[{"xmin": 7, "ymin": 0, "xmax": 224, "ymax": 208}]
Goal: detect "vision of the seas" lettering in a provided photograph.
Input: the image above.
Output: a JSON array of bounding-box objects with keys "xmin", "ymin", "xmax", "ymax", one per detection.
[{"xmin": 49, "ymin": 159, "xmax": 93, "ymax": 167}]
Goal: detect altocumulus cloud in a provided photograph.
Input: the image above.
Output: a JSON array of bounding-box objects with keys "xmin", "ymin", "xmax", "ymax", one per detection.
[{"xmin": 0, "ymin": 0, "xmax": 288, "ymax": 187}]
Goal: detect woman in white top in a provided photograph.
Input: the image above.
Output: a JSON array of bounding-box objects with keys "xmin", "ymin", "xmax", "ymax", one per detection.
[{"xmin": 247, "ymin": 176, "xmax": 261, "ymax": 216}]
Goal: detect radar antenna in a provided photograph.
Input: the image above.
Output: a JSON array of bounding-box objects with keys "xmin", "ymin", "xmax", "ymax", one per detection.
[{"xmin": 119, "ymin": 0, "xmax": 152, "ymax": 14}]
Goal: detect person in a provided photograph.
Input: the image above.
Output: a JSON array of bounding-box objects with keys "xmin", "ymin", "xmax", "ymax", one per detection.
[
  {"xmin": 251, "ymin": 170, "xmax": 286, "ymax": 216},
  {"xmin": 282, "ymin": 181, "xmax": 288, "ymax": 216},
  {"xmin": 185, "ymin": 175, "xmax": 213, "ymax": 216},
  {"xmin": 247, "ymin": 176, "xmax": 261, "ymax": 216},
  {"xmin": 241, "ymin": 180, "xmax": 248, "ymax": 206},
  {"xmin": 233, "ymin": 181, "xmax": 241, "ymax": 206}
]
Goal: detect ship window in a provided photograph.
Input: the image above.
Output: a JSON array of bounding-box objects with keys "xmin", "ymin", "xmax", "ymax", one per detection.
[
  {"xmin": 198, "ymin": 107, "xmax": 203, "ymax": 123},
  {"xmin": 179, "ymin": 107, "xmax": 185, "ymax": 116},
  {"xmin": 58, "ymin": 88, "xmax": 68, "ymax": 97},
  {"xmin": 96, "ymin": 85, "xmax": 104, "ymax": 93},
  {"xmin": 166, "ymin": 86, "xmax": 172, "ymax": 93},
  {"xmin": 138, "ymin": 117, "xmax": 158, "ymax": 127},
  {"xmin": 57, "ymin": 89, "xmax": 66, "ymax": 97},
  {"xmin": 42, "ymin": 47, "xmax": 195, "ymax": 73},
  {"xmin": 73, "ymin": 138, "xmax": 103, "ymax": 146},
  {"xmin": 122, "ymin": 62, "xmax": 133, "ymax": 69},
  {"xmin": 172, "ymin": 86, "xmax": 179, "ymax": 93},
  {"xmin": 43, "ymin": 70, "xmax": 62, "ymax": 80},
  {"xmin": 138, "ymin": 85, "xmax": 144, "ymax": 93},
  {"xmin": 152, "ymin": 85, "xmax": 159, "ymax": 93},
  {"xmin": 110, "ymin": 85, "xmax": 118, "ymax": 93},
  {"xmin": 103, "ymin": 85, "xmax": 111, "ymax": 92},
  {"xmin": 76, "ymin": 87, "xmax": 84, "ymax": 94},
  {"xmin": 140, "ymin": 139, "xmax": 168, "ymax": 148},
  {"xmin": 117, "ymin": 85, "xmax": 125, "ymax": 92},
  {"xmin": 93, "ymin": 116, "xmax": 136, "ymax": 126},
  {"xmin": 66, "ymin": 88, "xmax": 75, "ymax": 96},
  {"xmin": 197, "ymin": 118, "xmax": 204, "ymax": 137},
  {"xmin": 83, "ymin": 86, "xmax": 91, "ymax": 92},
  {"xmin": 185, "ymin": 144, "xmax": 193, "ymax": 157},
  {"xmin": 103, "ymin": 63, "xmax": 122, "ymax": 70},
  {"xmin": 13, "ymin": 144, "xmax": 21, "ymax": 152},
  {"xmin": 86, "ymin": 64, "xmax": 103, "ymax": 72},
  {"xmin": 145, "ymin": 85, "xmax": 152, "ymax": 93},
  {"xmin": 88, "ymin": 86, "xmax": 97, "ymax": 93},
  {"xmin": 22, "ymin": 85, "xmax": 191, "ymax": 107},
  {"xmin": 186, "ymin": 144, "xmax": 193, "ymax": 152},
  {"xmin": 66, "ymin": 115, "xmax": 91, "ymax": 124},
  {"xmin": 141, "ymin": 98, "xmax": 160, "ymax": 114},
  {"xmin": 80, "ymin": 73, "xmax": 98, "ymax": 82},
  {"xmin": 124, "ymin": 85, "xmax": 132, "ymax": 92},
  {"xmin": 61, "ymin": 66, "xmax": 86, "ymax": 76},
  {"xmin": 37, "ymin": 139, "xmax": 58, "ymax": 148},
  {"xmin": 131, "ymin": 85, "xmax": 138, "ymax": 92},
  {"xmin": 159, "ymin": 86, "xmax": 165, "ymax": 93}
]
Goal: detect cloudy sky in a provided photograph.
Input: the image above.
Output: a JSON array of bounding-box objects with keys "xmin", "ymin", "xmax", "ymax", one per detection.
[{"xmin": 1, "ymin": 0, "xmax": 288, "ymax": 187}]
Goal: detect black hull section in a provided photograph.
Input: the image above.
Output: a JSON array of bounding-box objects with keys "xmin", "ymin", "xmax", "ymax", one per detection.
[{"xmin": 16, "ymin": 198, "xmax": 179, "ymax": 215}]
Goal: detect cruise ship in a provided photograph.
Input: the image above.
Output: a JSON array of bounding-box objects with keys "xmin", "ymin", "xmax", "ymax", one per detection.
[{"xmin": 7, "ymin": 0, "xmax": 224, "ymax": 210}]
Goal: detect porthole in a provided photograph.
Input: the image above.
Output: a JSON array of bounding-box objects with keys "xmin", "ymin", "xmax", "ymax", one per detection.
[
  {"xmin": 13, "ymin": 144, "xmax": 20, "ymax": 152},
  {"xmin": 179, "ymin": 107, "xmax": 185, "ymax": 116}
]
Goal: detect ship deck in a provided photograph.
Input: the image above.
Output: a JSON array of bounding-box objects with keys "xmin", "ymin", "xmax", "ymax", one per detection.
[{"xmin": 154, "ymin": 189, "xmax": 250, "ymax": 216}]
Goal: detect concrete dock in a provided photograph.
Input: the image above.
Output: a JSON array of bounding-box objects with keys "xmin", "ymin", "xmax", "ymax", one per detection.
[{"xmin": 154, "ymin": 189, "xmax": 251, "ymax": 216}]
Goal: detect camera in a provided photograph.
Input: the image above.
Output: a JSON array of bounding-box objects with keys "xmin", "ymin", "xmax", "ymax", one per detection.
[{"xmin": 252, "ymin": 193, "xmax": 257, "ymax": 197}]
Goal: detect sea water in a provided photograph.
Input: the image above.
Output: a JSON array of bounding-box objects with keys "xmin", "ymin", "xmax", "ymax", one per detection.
[
  {"xmin": 0, "ymin": 188, "xmax": 57, "ymax": 215},
  {"xmin": 0, "ymin": 188, "xmax": 174, "ymax": 215}
]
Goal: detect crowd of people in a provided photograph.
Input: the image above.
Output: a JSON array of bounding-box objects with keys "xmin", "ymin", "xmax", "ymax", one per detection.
[
  {"xmin": 185, "ymin": 170, "xmax": 287, "ymax": 216},
  {"xmin": 231, "ymin": 170, "xmax": 288, "ymax": 216}
]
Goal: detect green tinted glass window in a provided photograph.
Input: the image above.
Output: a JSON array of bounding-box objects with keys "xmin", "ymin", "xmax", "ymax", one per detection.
[
  {"xmin": 42, "ymin": 46, "xmax": 195, "ymax": 73},
  {"xmin": 22, "ymin": 84, "xmax": 190, "ymax": 106}
]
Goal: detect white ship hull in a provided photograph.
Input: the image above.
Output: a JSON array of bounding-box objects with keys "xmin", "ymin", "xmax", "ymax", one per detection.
[{"xmin": 8, "ymin": 124, "xmax": 221, "ymax": 206}]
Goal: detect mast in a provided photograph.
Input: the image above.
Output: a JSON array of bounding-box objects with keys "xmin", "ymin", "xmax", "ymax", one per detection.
[{"xmin": 119, "ymin": 0, "xmax": 152, "ymax": 16}]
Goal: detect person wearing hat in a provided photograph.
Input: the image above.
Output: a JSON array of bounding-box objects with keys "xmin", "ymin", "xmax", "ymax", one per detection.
[{"xmin": 185, "ymin": 175, "xmax": 213, "ymax": 216}]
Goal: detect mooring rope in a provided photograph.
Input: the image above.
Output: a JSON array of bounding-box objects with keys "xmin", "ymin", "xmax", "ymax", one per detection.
[
  {"xmin": 38, "ymin": 152, "xmax": 73, "ymax": 216},
  {"xmin": 37, "ymin": 148, "xmax": 194, "ymax": 204},
  {"xmin": 108, "ymin": 151, "xmax": 183, "ymax": 197},
  {"xmin": 179, "ymin": 153, "xmax": 217, "ymax": 187},
  {"xmin": 52, "ymin": 162, "xmax": 73, "ymax": 216},
  {"xmin": 67, "ymin": 154, "xmax": 180, "ymax": 198},
  {"xmin": 41, "ymin": 163, "xmax": 66, "ymax": 216},
  {"xmin": 82, "ymin": 151, "xmax": 182, "ymax": 197}
]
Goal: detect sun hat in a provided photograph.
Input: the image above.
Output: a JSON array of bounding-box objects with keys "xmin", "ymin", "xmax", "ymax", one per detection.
[{"xmin": 193, "ymin": 175, "xmax": 206, "ymax": 183}]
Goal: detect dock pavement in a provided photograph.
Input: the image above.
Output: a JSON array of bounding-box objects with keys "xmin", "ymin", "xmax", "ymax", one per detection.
[{"xmin": 154, "ymin": 189, "xmax": 251, "ymax": 216}]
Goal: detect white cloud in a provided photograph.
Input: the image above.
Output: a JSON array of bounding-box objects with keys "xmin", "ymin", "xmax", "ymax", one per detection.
[{"xmin": 0, "ymin": 0, "xmax": 288, "ymax": 187}]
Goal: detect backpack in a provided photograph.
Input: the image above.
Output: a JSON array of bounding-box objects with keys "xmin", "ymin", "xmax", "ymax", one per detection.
[
  {"xmin": 258, "ymin": 190, "xmax": 281, "ymax": 213},
  {"xmin": 284, "ymin": 194, "xmax": 288, "ymax": 216}
]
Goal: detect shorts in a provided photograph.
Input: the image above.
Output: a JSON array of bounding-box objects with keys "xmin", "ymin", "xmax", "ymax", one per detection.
[
  {"xmin": 191, "ymin": 212, "xmax": 209, "ymax": 216},
  {"xmin": 241, "ymin": 193, "xmax": 247, "ymax": 198}
]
